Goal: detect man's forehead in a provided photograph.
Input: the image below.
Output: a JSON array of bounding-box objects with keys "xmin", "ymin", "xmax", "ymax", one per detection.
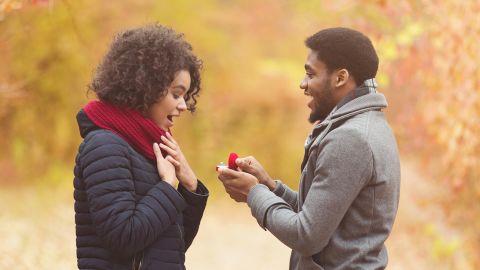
[{"xmin": 305, "ymin": 49, "xmax": 326, "ymax": 70}]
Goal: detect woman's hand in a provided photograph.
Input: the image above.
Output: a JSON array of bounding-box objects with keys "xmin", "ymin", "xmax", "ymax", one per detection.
[
  {"xmin": 153, "ymin": 142, "xmax": 178, "ymax": 188},
  {"xmin": 159, "ymin": 132, "xmax": 198, "ymax": 192}
]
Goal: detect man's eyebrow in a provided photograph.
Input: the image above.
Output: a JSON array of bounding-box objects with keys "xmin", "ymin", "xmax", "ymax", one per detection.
[{"xmin": 304, "ymin": 64, "xmax": 313, "ymax": 71}]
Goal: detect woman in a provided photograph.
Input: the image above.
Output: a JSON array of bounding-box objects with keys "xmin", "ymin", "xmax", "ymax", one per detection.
[{"xmin": 73, "ymin": 24, "xmax": 208, "ymax": 270}]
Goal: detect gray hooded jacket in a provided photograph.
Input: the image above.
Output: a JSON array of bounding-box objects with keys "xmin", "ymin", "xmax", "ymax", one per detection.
[{"xmin": 247, "ymin": 92, "xmax": 400, "ymax": 270}]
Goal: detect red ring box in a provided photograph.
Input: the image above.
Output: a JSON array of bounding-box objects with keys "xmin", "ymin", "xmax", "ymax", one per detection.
[
  {"xmin": 216, "ymin": 152, "xmax": 239, "ymax": 171},
  {"xmin": 228, "ymin": 152, "xmax": 238, "ymax": 170}
]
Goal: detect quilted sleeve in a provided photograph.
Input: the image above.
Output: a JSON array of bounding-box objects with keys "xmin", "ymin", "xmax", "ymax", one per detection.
[{"xmin": 178, "ymin": 180, "xmax": 209, "ymax": 250}]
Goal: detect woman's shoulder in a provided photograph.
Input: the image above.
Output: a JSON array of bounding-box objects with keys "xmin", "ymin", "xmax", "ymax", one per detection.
[
  {"xmin": 83, "ymin": 129, "xmax": 127, "ymax": 146},
  {"xmin": 80, "ymin": 129, "xmax": 131, "ymax": 159}
]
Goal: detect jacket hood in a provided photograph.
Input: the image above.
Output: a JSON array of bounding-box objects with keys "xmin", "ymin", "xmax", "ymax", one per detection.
[
  {"xmin": 308, "ymin": 92, "xmax": 388, "ymax": 143},
  {"xmin": 330, "ymin": 92, "xmax": 388, "ymax": 120},
  {"xmin": 77, "ymin": 109, "xmax": 99, "ymax": 138}
]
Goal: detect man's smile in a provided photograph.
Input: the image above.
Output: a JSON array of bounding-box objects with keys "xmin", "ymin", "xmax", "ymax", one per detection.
[{"xmin": 304, "ymin": 91, "xmax": 314, "ymax": 109}]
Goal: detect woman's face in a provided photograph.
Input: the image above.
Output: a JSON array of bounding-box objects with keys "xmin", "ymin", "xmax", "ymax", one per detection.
[{"xmin": 148, "ymin": 70, "xmax": 191, "ymax": 130}]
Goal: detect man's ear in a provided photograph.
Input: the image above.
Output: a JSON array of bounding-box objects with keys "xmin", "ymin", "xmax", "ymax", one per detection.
[{"xmin": 335, "ymin": 69, "xmax": 350, "ymax": 87}]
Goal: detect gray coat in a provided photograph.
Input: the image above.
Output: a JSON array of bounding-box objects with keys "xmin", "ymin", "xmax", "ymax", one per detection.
[{"xmin": 247, "ymin": 93, "xmax": 400, "ymax": 270}]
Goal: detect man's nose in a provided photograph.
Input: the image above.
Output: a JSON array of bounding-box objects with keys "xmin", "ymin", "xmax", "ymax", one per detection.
[{"xmin": 300, "ymin": 77, "xmax": 308, "ymax": 90}]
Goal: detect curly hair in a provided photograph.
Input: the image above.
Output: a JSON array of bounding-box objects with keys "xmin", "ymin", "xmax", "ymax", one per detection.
[
  {"xmin": 305, "ymin": 27, "xmax": 378, "ymax": 86},
  {"xmin": 89, "ymin": 24, "xmax": 202, "ymax": 114}
]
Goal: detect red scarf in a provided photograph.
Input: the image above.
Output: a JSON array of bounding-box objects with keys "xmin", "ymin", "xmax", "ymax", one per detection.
[{"xmin": 83, "ymin": 100, "xmax": 169, "ymax": 162}]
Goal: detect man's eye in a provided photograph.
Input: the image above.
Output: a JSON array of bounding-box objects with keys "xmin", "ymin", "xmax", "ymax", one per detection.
[{"xmin": 306, "ymin": 73, "xmax": 314, "ymax": 78}]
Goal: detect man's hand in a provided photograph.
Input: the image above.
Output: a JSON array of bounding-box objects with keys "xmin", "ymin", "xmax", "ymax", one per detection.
[
  {"xmin": 236, "ymin": 156, "xmax": 276, "ymax": 191},
  {"xmin": 217, "ymin": 167, "xmax": 259, "ymax": 203}
]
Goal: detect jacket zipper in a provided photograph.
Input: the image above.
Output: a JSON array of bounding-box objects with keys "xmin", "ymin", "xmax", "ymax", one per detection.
[{"xmin": 177, "ymin": 223, "xmax": 184, "ymax": 241}]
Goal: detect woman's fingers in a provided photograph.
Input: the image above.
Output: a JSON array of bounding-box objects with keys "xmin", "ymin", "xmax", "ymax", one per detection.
[
  {"xmin": 166, "ymin": 155, "xmax": 181, "ymax": 167},
  {"xmin": 161, "ymin": 135, "xmax": 177, "ymax": 150},
  {"xmin": 158, "ymin": 135, "xmax": 197, "ymax": 187},
  {"xmin": 153, "ymin": 143, "xmax": 164, "ymax": 160},
  {"xmin": 166, "ymin": 132, "xmax": 178, "ymax": 145},
  {"xmin": 159, "ymin": 143, "xmax": 178, "ymax": 157}
]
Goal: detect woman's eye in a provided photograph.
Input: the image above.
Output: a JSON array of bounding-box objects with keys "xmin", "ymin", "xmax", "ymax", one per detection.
[
  {"xmin": 306, "ymin": 73, "xmax": 314, "ymax": 79},
  {"xmin": 173, "ymin": 94, "xmax": 180, "ymax": 99}
]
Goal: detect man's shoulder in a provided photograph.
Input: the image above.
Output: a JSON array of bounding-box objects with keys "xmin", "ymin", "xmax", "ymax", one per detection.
[
  {"xmin": 325, "ymin": 118, "xmax": 370, "ymax": 146},
  {"xmin": 330, "ymin": 110, "xmax": 391, "ymax": 142},
  {"xmin": 308, "ymin": 110, "xmax": 391, "ymax": 160},
  {"xmin": 327, "ymin": 111, "xmax": 399, "ymax": 166}
]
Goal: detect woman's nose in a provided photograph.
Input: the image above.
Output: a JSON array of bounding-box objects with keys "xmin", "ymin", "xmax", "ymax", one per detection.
[{"xmin": 177, "ymin": 98, "xmax": 187, "ymax": 111}]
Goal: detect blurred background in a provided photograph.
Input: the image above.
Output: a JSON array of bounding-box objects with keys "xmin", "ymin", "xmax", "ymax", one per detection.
[{"xmin": 0, "ymin": 0, "xmax": 479, "ymax": 269}]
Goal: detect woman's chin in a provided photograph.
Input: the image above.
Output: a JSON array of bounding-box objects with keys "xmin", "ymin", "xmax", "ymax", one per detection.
[{"xmin": 161, "ymin": 122, "xmax": 173, "ymax": 130}]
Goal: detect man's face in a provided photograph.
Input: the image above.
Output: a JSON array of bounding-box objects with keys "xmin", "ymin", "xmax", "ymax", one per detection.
[{"xmin": 300, "ymin": 49, "xmax": 337, "ymax": 123}]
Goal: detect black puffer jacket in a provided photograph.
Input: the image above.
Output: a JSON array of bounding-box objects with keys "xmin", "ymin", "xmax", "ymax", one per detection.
[{"xmin": 73, "ymin": 110, "xmax": 208, "ymax": 270}]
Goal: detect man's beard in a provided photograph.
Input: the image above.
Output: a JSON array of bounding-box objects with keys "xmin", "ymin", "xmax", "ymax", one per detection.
[
  {"xmin": 308, "ymin": 78, "xmax": 336, "ymax": 124},
  {"xmin": 309, "ymin": 102, "xmax": 333, "ymax": 123}
]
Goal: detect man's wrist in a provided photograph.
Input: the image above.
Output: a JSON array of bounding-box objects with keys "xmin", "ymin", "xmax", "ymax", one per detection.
[{"xmin": 265, "ymin": 179, "xmax": 276, "ymax": 191}]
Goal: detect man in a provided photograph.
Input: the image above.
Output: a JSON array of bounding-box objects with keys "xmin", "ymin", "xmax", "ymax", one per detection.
[{"xmin": 217, "ymin": 27, "xmax": 400, "ymax": 270}]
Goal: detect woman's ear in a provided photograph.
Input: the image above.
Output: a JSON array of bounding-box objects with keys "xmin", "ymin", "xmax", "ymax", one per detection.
[{"xmin": 335, "ymin": 69, "xmax": 350, "ymax": 87}]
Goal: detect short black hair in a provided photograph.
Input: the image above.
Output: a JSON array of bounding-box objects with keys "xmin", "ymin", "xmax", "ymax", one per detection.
[
  {"xmin": 305, "ymin": 27, "xmax": 378, "ymax": 85},
  {"xmin": 89, "ymin": 23, "xmax": 202, "ymax": 114}
]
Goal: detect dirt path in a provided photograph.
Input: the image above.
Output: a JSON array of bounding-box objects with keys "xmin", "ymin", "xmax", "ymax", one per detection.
[{"xmin": 185, "ymin": 201, "xmax": 291, "ymax": 270}]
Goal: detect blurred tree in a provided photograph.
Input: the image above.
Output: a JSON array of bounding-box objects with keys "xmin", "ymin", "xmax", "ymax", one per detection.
[
  {"xmin": 416, "ymin": 1, "xmax": 480, "ymax": 265},
  {"xmin": 365, "ymin": 0, "xmax": 480, "ymax": 266},
  {"xmin": 0, "ymin": 0, "xmax": 22, "ymax": 21}
]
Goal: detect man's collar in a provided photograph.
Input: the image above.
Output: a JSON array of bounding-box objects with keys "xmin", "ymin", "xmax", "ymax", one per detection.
[
  {"xmin": 309, "ymin": 78, "xmax": 379, "ymax": 134},
  {"xmin": 335, "ymin": 78, "xmax": 378, "ymax": 111}
]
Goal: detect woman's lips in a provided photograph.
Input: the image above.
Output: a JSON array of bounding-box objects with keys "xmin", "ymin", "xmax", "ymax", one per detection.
[
  {"xmin": 166, "ymin": 115, "xmax": 174, "ymax": 126},
  {"xmin": 166, "ymin": 114, "xmax": 180, "ymax": 126}
]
